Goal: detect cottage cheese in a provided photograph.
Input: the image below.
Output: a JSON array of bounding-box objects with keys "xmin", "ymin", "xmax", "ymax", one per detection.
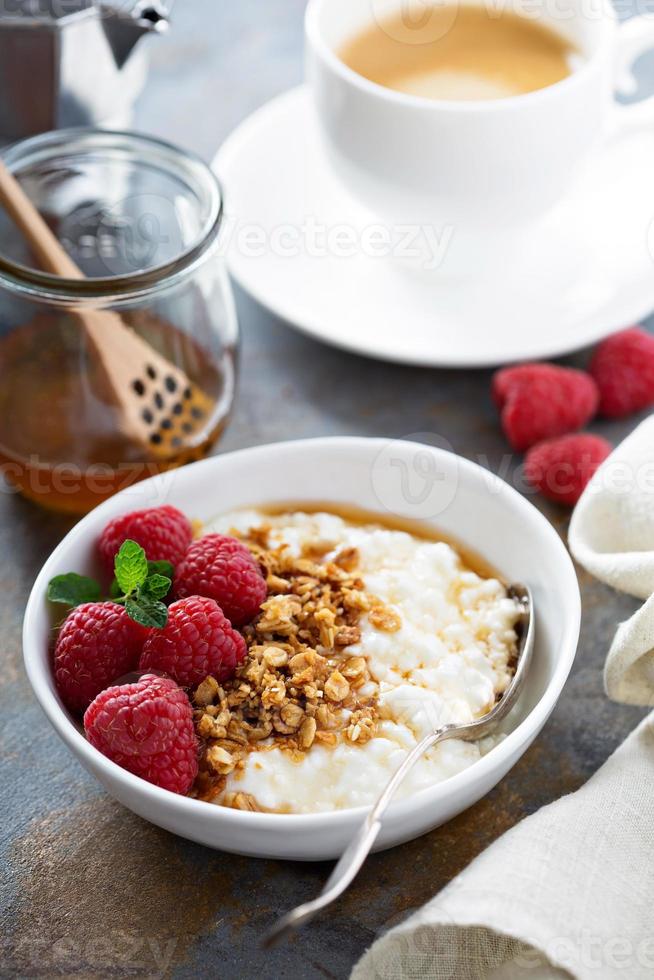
[{"xmin": 206, "ymin": 510, "xmax": 521, "ymax": 813}]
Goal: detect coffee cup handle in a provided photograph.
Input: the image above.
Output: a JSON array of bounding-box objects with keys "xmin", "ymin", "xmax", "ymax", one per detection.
[{"xmin": 613, "ymin": 15, "xmax": 654, "ymax": 132}]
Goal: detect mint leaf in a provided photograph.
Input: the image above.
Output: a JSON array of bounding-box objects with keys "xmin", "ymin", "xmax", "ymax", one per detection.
[
  {"xmin": 110, "ymin": 568, "xmax": 172, "ymax": 601},
  {"xmin": 114, "ymin": 540, "xmax": 149, "ymax": 596},
  {"xmin": 47, "ymin": 542, "xmax": 171, "ymax": 629},
  {"xmin": 140, "ymin": 573, "xmax": 171, "ymax": 601},
  {"xmin": 112, "ymin": 543, "xmax": 171, "ymax": 627},
  {"xmin": 147, "ymin": 560, "xmax": 174, "ymax": 580},
  {"xmin": 125, "ymin": 594, "xmax": 169, "ymax": 629},
  {"xmin": 47, "ymin": 572, "xmax": 101, "ymax": 607}
]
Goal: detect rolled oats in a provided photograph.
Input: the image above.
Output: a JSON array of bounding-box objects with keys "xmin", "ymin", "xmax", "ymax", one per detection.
[
  {"xmin": 324, "ymin": 671, "xmax": 350, "ymax": 702},
  {"xmin": 206, "ymin": 745, "xmax": 236, "ymax": 775},
  {"xmin": 315, "ymin": 731, "xmax": 338, "ymax": 746},
  {"xmin": 226, "ymin": 792, "xmax": 260, "ymax": 812},
  {"xmin": 345, "ymin": 708, "xmax": 377, "ymax": 744},
  {"xmin": 333, "ymin": 547, "xmax": 359, "ymax": 572},
  {"xmin": 264, "ymin": 645, "xmax": 289, "ymax": 668},
  {"xmin": 194, "ymin": 675, "xmax": 221, "ymax": 707},
  {"xmin": 197, "ymin": 714, "xmax": 227, "ymax": 740},
  {"xmin": 262, "ymin": 678, "xmax": 286, "ymax": 707},
  {"xmin": 369, "ymin": 604, "xmax": 402, "ymax": 633},
  {"xmin": 340, "ymin": 656, "xmax": 367, "ymax": 680},
  {"xmin": 315, "ymin": 703, "xmax": 339, "ymax": 730},
  {"xmin": 298, "ymin": 716, "xmax": 317, "ymax": 749},
  {"xmin": 280, "ymin": 702, "xmax": 304, "ymax": 730},
  {"xmin": 335, "ymin": 626, "xmax": 361, "ymax": 647}
]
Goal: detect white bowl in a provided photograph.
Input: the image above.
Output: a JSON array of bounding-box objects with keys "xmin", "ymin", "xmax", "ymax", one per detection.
[{"xmin": 23, "ymin": 437, "xmax": 580, "ymax": 860}]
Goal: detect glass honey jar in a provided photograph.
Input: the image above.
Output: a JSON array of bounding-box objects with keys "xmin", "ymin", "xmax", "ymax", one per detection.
[{"xmin": 0, "ymin": 129, "xmax": 238, "ymax": 514}]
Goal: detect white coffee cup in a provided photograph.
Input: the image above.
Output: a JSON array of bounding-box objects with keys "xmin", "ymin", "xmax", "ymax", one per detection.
[{"xmin": 305, "ymin": 0, "xmax": 654, "ymax": 271}]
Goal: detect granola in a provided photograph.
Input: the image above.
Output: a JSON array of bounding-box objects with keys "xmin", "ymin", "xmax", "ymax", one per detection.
[{"xmin": 191, "ymin": 528, "xmax": 380, "ymax": 807}]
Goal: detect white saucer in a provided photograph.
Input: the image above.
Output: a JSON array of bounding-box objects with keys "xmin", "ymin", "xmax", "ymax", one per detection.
[{"xmin": 214, "ymin": 85, "xmax": 654, "ymax": 368}]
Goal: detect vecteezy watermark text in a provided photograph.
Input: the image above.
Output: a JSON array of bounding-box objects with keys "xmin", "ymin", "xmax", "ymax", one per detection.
[
  {"xmin": 219, "ymin": 215, "xmax": 455, "ymax": 271},
  {"xmin": 370, "ymin": 0, "xmax": 654, "ymax": 40},
  {"xmin": 42, "ymin": 189, "xmax": 456, "ymax": 275}
]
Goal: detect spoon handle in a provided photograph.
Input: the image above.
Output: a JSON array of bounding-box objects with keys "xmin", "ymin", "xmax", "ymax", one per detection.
[
  {"xmin": 263, "ymin": 725, "xmax": 454, "ymax": 946},
  {"xmin": 263, "ymin": 586, "xmax": 533, "ymax": 948}
]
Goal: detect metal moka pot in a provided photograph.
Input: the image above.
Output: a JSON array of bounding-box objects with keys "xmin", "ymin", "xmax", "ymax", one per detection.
[{"xmin": 0, "ymin": 1, "xmax": 170, "ymax": 142}]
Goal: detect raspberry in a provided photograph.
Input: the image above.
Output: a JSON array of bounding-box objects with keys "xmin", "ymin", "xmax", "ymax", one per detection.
[
  {"xmin": 54, "ymin": 601, "xmax": 148, "ymax": 713},
  {"xmin": 493, "ymin": 363, "xmax": 599, "ymax": 452},
  {"xmin": 175, "ymin": 534, "xmax": 267, "ymax": 627},
  {"xmin": 84, "ymin": 674, "xmax": 198, "ymax": 795},
  {"xmin": 590, "ymin": 327, "xmax": 654, "ymax": 418},
  {"xmin": 492, "ymin": 363, "xmax": 556, "ymax": 409},
  {"xmin": 524, "ymin": 434, "xmax": 612, "ymax": 506},
  {"xmin": 98, "ymin": 505, "xmax": 192, "ymax": 576},
  {"xmin": 139, "ymin": 595, "xmax": 247, "ymax": 687}
]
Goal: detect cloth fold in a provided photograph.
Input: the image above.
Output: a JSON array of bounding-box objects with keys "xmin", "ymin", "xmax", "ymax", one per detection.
[
  {"xmin": 353, "ymin": 714, "xmax": 654, "ymax": 980},
  {"xmin": 353, "ymin": 415, "xmax": 654, "ymax": 980},
  {"xmin": 569, "ymin": 415, "xmax": 654, "ymax": 705}
]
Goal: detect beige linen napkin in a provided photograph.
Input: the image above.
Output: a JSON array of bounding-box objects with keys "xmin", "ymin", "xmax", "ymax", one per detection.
[
  {"xmin": 353, "ymin": 415, "xmax": 654, "ymax": 980},
  {"xmin": 569, "ymin": 415, "xmax": 654, "ymax": 706}
]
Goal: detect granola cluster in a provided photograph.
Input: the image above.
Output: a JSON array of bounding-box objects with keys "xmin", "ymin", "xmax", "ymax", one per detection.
[{"xmin": 190, "ymin": 525, "xmax": 401, "ymax": 809}]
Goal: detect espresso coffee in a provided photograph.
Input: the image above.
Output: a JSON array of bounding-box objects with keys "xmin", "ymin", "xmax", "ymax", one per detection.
[{"xmin": 339, "ymin": 5, "xmax": 577, "ymax": 101}]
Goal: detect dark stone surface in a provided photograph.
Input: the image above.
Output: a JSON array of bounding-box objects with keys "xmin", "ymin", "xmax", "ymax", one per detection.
[{"xmin": 1, "ymin": 2, "xmax": 652, "ymax": 977}]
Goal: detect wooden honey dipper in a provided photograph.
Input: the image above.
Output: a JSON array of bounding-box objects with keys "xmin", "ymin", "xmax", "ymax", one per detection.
[{"xmin": 0, "ymin": 158, "xmax": 214, "ymax": 459}]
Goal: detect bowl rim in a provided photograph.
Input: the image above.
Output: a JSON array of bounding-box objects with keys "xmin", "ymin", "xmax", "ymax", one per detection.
[{"xmin": 23, "ymin": 436, "xmax": 581, "ymax": 830}]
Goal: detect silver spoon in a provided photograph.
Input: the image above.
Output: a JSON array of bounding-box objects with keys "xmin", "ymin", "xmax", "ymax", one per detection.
[{"xmin": 264, "ymin": 583, "xmax": 534, "ymax": 947}]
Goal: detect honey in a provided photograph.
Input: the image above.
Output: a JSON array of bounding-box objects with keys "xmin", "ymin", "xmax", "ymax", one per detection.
[{"xmin": 0, "ymin": 313, "xmax": 235, "ymax": 514}]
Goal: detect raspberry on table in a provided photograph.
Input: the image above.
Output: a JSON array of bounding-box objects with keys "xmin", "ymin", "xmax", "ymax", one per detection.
[
  {"xmin": 84, "ymin": 674, "xmax": 198, "ymax": 795},
  {"xmin": 589, "ymin": 327, "xmax": 654, "ymax": 418},
  {"xmin": 492, "ymin": 363, "xmax": 552, "ymax": 409},
  {"xmin": 54, "ymin": 601, "xmax": 149, "ymax": 713},
  {"xmin": 139, "ymin": 595, "xmax": 247, "ymax": 687},
  {"xmin": 175, "ymin": 534, "xmax": 267, "ymax": 627},
  {"xmin": 98, "ymin": 505, "xmax": 192, "ymax": 575},
  {"xmin": 492, "ymin": 363, "xmax": 599, "ymax": 452},
  {"xmin": 524, "ymin": 433, "xmax": 612, "ymax": 506}
]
